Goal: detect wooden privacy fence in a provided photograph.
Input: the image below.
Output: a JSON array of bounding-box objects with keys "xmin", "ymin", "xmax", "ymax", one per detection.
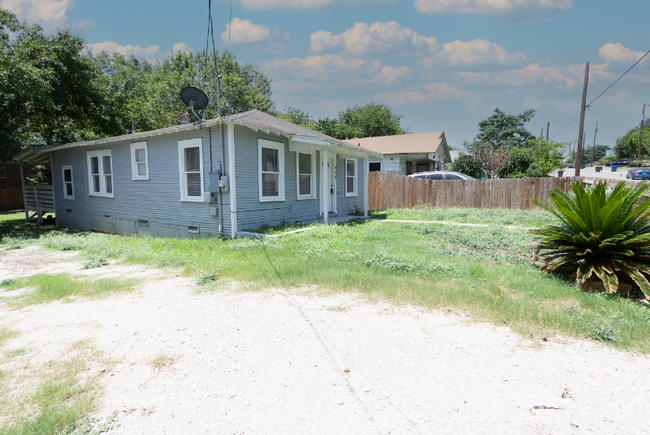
[
  {"xmin": 367, "ymin": 172, "xmax": 586, "ymax": 211},
  {"xmin": 0, "ymin": 189, "xmax": 24, "ymax": 211}
]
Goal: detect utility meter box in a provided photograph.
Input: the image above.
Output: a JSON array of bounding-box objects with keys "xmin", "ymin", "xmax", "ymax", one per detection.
[
  {"xmin": 209, "ymin": 172, "xmax": 222, "ymax": 192},
  {"xmin": 219, "ymin": 175, "xmax": 230, "ymax": 192}
]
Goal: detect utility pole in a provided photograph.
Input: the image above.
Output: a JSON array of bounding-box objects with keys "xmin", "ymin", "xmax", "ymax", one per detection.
[
  {"xmin": 639, "ymin": 103, "xmax": 647, "ymax": 161},
  {"xmin": 546, "ymin": 122, "xmax": 550, "ymax": 141},
  {"xmin": 575, "ymin": 62, "xmax": 589, "ymax": 177},
  {"xmin": 590, "ymin": 122, "xmax": 598, "ymax": 167}
]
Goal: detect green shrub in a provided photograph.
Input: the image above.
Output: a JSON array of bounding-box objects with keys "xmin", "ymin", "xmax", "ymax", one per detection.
[{"xmin": 533, "ymin": 181, "xmax": 650, "ymax": 297}]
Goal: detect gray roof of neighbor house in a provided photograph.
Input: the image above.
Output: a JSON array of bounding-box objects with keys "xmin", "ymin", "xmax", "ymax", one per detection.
[
  {"xmin": 14, "ymin": 109, "xmax": 382, "ymax": 165},
  {"xmin": 345, "ymin": 131, "xmax": 451, "ymax": 162}
]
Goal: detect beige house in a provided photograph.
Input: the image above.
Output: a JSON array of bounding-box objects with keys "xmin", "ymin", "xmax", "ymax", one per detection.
[{"xmin": 346, "ymin": 131, "xmax": 452, "ymax": 175}]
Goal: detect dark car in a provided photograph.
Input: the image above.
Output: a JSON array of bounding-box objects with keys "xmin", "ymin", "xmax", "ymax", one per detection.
[
  {"xmin": 616, "ymin": 159, "xmax": 632, "ymax": 166},
  {"xmin": 409, "ymin": 171, "xmax": 475, "ymax": 181},
  {"xmin": 568, "ymin": 161, "xmax": 586, "ymax": 169}
]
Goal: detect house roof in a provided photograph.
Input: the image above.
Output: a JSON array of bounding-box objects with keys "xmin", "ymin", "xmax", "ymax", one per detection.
[
  {"xmin": 345, "ymin": 131, "xmax": 447, "ymax": 156},
  {"xmin": 15, "ymin": 109, "xmax": 382, "ymax": 165}
]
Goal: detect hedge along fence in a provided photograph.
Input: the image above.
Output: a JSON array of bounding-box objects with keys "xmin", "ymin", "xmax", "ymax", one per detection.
[
  {"xmin": 0, "ymin": 189, "xmax": 24, "ymax": 211},
  {"xmin": 367, "ymin": 172, "xmax": 586, "ymax": 211}
]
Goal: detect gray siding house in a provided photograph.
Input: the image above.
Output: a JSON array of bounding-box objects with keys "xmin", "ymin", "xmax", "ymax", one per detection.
[{"xmin": 16, "ymin": 110, "xmax": 382, "ymax": 239}]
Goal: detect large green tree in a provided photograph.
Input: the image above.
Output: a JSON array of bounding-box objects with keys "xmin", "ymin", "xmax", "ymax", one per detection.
[
  {"xmin": 142, "ymin": 50, "xmax": 273, "ymax": 128},
  {"xmin": 614, "ymin": 121, "xmax": 650, "ymax": 159},
  {"xmin": 315, "ymin": 103, "xmax": 407, "ymax": 140},
  {"xmin": 0, "ymin": 9, "xmax": 121, "ymax": 162}
]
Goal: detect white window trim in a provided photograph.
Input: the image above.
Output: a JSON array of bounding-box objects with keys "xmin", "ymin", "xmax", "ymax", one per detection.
[
  {"xmin": 258, "ymin": 139, "xmax": 285, "ymax": 202},
  {"xmin": 345, "ymin": 158, "xmax": 358, "ymax": 197},
  {"xmin": 62, "ymin": 165, "xmax": 74, "ymax": 200},
  {"xmin": 296, "ymin": 151, "xmax": 316, "ymax": 200},
  {"xmin": 86, "ymin": 150, "xmax": 114, "ymax": 198},
  {"xmin": 178, "ymin": 138, "xmax": 204, "ymax": 202},
  {"xmin": 130, "ymin": 141, "xmax": 149, "ymax": 180}
]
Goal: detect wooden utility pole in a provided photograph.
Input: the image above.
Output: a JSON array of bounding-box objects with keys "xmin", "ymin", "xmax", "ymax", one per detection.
[
  {"xmin": 546, "ymin": 122, "xmax": 550, "ymax": 141},
  {"xmin": 639, "ymin": 103, "xmax": 646, "ymax": 161},
  {"xmin": 575, "ymin": 62, "xmax": 589, "ymax": 177},
  {"xmin": 590, "ymin": 122, "xmax": 598, "ymax": 166}
]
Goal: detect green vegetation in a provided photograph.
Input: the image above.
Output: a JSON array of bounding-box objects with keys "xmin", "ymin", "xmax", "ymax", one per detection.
[
  {"xmin": 1, "ymin": 274, "xmax": 140, "ymax": 307},
  {"xmin": 151, "ymin": 354, "xmax": 169, "ymax": 369},
  {"xmin": 353, "ymin": 207, "xmax": 556, "ymax": 228},
  {"xmin": 614, "ymin": 120, "xmax": 650, "ymax": 159},
  {"xmin": 0, "ymin": 341, "xmax": 115, "ymax": 435},
  {"xmin": 534, "ymin": 181, "xmax": 650, "ymax": 297}
]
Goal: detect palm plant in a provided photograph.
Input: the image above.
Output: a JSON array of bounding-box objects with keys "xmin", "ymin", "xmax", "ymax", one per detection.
[{"xmin": 533, "ymin": 181, "xmax": 650, "ymax": 298}]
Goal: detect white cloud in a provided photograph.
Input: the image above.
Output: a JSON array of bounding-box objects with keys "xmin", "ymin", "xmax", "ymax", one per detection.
[
  {"xmin": 598, "ymin": 43, "xmax": 647, "ymax": 64},
  {"xmin": 413, "ymin": 0, "xmax": 572, "ymax": 16},
  {"xmin": 375, "ymin": 82, "xmax": 470, "ymax": 106},
  {"xmin": 86, "ymin": 41, "xmax": 163, "ymax": 61},
  {"xmin": 419, "ymin": 39, "xmax": 527, "ymax": 67},
  {"xmin": 167, "ymin": 43, "xmax": 192, "ymax": 56},
  {"xmin": 263, "ymin": 55, "xmax": 382, "ymax": 82},
  {"xmin": 310, "ymin": 21, "xmax": 439, "ymax": 55},
  {"xmin": 221, "ymin": 18, "xmax": 271, "ymax": 45},
  {"xmin": 376, "ymin": 66, "xmax": 412, "ymax": 85},
  {"xmin": 458, "ymin": 62, "xmax": 612, "ymax": 88},
  {"xmin": 1, "ymin": 0, "xmax": 92, "ymax": 32}
]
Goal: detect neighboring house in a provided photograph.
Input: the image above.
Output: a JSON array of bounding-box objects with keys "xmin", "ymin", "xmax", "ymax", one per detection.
[
  {"xmin": 346, "ymin": 131, "xmax": 452, "ymax": 175},
  {"xmin": 15, "ymin": 110, "xmax": 381, "ymax": 239}
]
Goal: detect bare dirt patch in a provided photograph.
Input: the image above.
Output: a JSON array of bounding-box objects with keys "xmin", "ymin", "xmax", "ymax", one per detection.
[{"xmin": 1, "ymin": 247, "xmax": 649, "ymax": 434}]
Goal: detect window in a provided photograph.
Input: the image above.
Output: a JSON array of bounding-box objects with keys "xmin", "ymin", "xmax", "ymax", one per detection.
[
  {"xmin": 428, "ymin": 174, "xmax": 443, "ymax": 180},
  {"xmin": 178, "ymin": 138, "xmax": 204, "ymax": 201},
  {"xmin": 369, "ymin": 162, "xmax": 381, "ymax": 172},
  {"xmin": 446, "ymin": 174, "xmax": 462, "ymax": 180},
  {"xmin": 62, "ymin": 165, "xmax": 74, "ymax": 200},
  {"xmin": 130, "ymin": 141, "xmax": 149, "ymax": 180},
  {"xmin": 296, "ymin": 151, "xmax": 316, "ymax": 200},
  {"xmin": 86, "ymin": 150, "xmax": 114, "ymax": 197},
  {"xmin": 0, "ymin": 170, "xmax": 6, "ymax": 179},
  {"xmin": 345, "ymin": 159, "xmax": 357, "ymax": 197},
  {"xmin": 258, "ymin": 139, "xmax": 285, "ymax": 202}
]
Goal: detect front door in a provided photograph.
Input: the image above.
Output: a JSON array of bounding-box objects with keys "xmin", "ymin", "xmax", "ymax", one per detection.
[{"xmin": 329, "ymin": 156, "xmax": 337, "ymax": 213}]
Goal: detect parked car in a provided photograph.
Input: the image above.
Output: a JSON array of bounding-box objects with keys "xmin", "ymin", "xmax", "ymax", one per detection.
[
  {"xmin": 626, "ymin": 167, "xmax": 650, "ymax": 180},
  {"xmin": 616, "ymin": 159, "xmax": 632, "ymax": 166},
  {"xmin": 568, "ymin": 161, "xmax": 586, "ymax": 169},
  {"xmin": 409, "ymin": 171, "xmax": 476, "ymax": 181}
]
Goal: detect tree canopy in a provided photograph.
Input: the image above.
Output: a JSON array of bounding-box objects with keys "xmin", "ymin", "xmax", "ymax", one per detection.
[
  {"xmin": 274, "ymin": 102, "xmax": 407, "ymax": 140},
  {"xmin": 476, "ymin": 108, "xmax": 536, "ymax": 149},
  {"xmin": 0, "ymin": 9, "xmax": 121, "ymax": 162},
  {"xmin": 614, "ymin": 121, "xmax": 650, "ymax": 159},
  {"xmin": 0, "ymin": 8, "xmax": 275, "ymax": 162}
]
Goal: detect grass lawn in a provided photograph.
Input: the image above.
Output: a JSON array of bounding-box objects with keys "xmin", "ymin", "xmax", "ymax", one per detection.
[
  {"xmin": 354, "ymin": 207, "xmax": 558, "ymax": 228},
  {"xmin": 1, "ymin": 209, "xmax": 648, "ymax": 353}
]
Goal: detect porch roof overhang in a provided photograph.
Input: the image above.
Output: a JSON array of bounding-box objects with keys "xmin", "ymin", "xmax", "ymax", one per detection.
[{"xmin": 287, "ymin": 135, "xmax": 382, "ymax": 159}]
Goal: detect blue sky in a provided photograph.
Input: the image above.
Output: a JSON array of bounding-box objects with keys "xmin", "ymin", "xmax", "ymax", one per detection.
[{"xmin": 5, "ymin": 0, "xmax": 650, "ymax": 151}]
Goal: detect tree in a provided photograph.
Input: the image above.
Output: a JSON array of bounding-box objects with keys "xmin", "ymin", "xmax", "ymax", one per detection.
[
  {"xmin": 274, "ymin": 106, "xmax": 315, "ymax": 129},
  {"xmin": 141, "ymin": 50, "xmax": 273, "ymax": 129},
  {"xmin": 449, "ymin": 153, "xmax": 482, "ymax": 178},
  {"xmin": 0, "ymin": 9, "xmax": 122, "ymax": 162},
  {"xmin": 315, "ymin": 103, "xmax": 407, "ymax": 140},
  {"xmin": 614, "ymin": 121, "xmax": 650, "ymax": 159},
  {"xmin": 587, "ymin": 145, "xmax": 609, "ymax": 164},
  {"xmin": 466, "ymin": 139, "xmax": 510, "ymax": 179},
  {"xmin": 476, "ymin": 108, "xmax": 536, "ymax": 148}
]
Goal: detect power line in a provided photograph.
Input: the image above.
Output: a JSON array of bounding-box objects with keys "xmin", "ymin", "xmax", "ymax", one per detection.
[
  {"xmin": 586, "ymin": 48, "xmax": 650, "ymax": 108},
  {"xmin": 551, "ymin": 114, "xmax": 580, "ymax": 139}
]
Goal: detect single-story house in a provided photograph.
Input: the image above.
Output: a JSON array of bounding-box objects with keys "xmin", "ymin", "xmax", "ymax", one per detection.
[
  {"xmin": 346, "ymin": 131, "xmax": 451, "ymax": 175},
  {"xmin": 15, "ymin": 110, "xmax": 382, "ymax": 239}
]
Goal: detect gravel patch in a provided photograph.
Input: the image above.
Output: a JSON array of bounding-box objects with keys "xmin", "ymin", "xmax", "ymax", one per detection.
[{"xmin": 1, "ymin": 247, "xmax": 649, "ymax": 434}]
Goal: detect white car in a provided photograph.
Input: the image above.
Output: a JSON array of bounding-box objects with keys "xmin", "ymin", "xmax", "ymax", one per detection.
[{"xmin": 409, "ymin": 171, "xmax": 476, "ymax": 181}]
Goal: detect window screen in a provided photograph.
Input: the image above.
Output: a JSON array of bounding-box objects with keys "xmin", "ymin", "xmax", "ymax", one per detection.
[
  {"xmin": 261, "ymin": 147, "xmax": 281, "ymax": 197},
  {"xmin": 298, "ymin": 153, "xmax": 313, "ymax": 197},
  {"xmin": 368, "ymin": 163, "xmax": 381, "ymax": 172}
]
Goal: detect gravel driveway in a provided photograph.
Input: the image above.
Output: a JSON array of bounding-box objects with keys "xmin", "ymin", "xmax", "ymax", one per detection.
[{"xmin": 1, "ymin": 248, "xmax": 649, "ymax": 434}]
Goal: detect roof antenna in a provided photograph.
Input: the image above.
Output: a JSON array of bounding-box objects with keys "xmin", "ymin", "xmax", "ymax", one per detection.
[{"xmin": 180, "ymin": 87, "xmax": 209, "ymax": 123}]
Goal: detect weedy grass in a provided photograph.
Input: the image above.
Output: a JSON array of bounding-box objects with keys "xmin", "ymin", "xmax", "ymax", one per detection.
[
  {"xmin": 0, "ymin": 328, "xmax": 19, "ymax": 348},
  {"xmin": 151, "ymin": 354, "xmax": 169, "ymax": 369},
  {"xmin": 1, "ymin": 274, "xmax": 141, "ymax": 307},
  {"xmin": 0, "ymin": 211, "xmax": 65, "ymax": 246},
  {"xmin": 9, "ymin": 209, "xmax": 650, "ymax": 352},
  {"xmin": 352, "ymin": 207, "xmax": 556, "ymax": 228},
  {"xmin": 0, "ymin": 341, "xmax": 115, "ymax": 435}
]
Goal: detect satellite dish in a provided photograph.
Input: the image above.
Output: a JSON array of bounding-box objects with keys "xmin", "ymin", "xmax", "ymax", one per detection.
[{"xmin": 180, "ymin": 87, "xmax": 209, "ymax": 123}]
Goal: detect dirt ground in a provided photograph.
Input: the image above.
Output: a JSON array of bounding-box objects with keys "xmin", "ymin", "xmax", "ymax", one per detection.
[{"xmin": 1, "ymin": 246, "xmax": 649, "ymax": 434}]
